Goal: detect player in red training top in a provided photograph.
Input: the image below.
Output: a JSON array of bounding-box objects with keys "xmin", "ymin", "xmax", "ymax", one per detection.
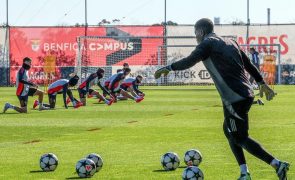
[{"xmin": 76, "ymin": 68, "xmax": 112, "ymax": 106}]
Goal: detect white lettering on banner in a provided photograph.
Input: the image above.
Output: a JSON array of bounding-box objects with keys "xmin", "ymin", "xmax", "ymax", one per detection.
[
  {"xmin": 29, "ymin": 72, "xmax": 55, "ymax": 80},
  {"xmin": 43, "ymin": 42, "xmax": 134, "ymax": 52},
  {"xmin": 89, "ymin": 43, "xmax": 96, "ymax": 51},
  {"xmin": 104, "ymin": 43, "xmax": 113, "ymax": 50},
  {"xmin": 112, "ymin": 66, "xmax": 213, "ymax": 84}
]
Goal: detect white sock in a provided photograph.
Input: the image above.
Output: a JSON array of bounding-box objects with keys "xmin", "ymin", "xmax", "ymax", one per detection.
[
  {"xmin": 270, "ymin": 159, "xmax": 280, "ymax": 167},
  {"xmin": 240, "ymin": 164, "xmax": 249, "ymax": 175},
  {"xmin": 72, "ymin": 101, "xmax": 76, "ymax": 106},
  {"xmin": 39, "ymin": 102, "xmax": 43, "ymax": 108}
]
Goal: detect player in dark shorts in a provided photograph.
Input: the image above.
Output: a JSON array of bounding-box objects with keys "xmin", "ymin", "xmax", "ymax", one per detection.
[
  {"xmin": 109, "ymin": 68, "xmax": 143, "ymax": 103},
  {"xmin": 45, "ymin": 74, "xmax": 81, "ymax": 109},
  {"xmin": 76, "ymin": 68, "xmax": 112, "ymax": 106},
  {"xmin": 3, "ymin": 57, "xmax": 49, "ymax": 113},
  {"xmin": 155, "ymin": 18, "xmax": 289, "ymax": 180},
  {"xmin": 118, "ymin": 75, "xmax": 145, "ymax": 100}
]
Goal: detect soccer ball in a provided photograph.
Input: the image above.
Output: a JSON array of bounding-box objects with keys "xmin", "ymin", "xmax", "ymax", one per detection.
[
  {"xmin": 76, "ymin": 158, "xmax": 97, "ymax": 178},
  {"xmin": 184, "ymin": 149, "xmax": 202, "ymax": 166},
  {"xmin": 182, "ymin": 166, "xmax": 204, "ymax": 180},
  {"xmin": 161, "ymin": 152, "xmax": 180, "ymax": 170},
  {"xmin": 39, "ymin": 153, "xmax": 58, "ymax": 172},
  {"xmin": 85, "ymin": 153, "xmax": 103, "ymax": 172}
]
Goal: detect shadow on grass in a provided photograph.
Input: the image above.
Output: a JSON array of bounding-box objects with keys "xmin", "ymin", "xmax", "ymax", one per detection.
[
  {"xmin": 153, "ymin": 169, "xmax": 170, "ymax": 173},
  {"xmin": 29, "ymin": 170, "xmax": 46, "ymax": 173},
  {"xmin": 0, "ymin": 112, "xmax": 22, "ymax": 115},
  {"xmin": 178, "ymin": 166, "xmax": 187, "ymax": 169},
  {"xmin": 153, "ymin": 166, "xmax": 187, "ymax": 172},
  {"xmin": 65, "ymin": 177, "xmax": 82, "ymax": 179}
]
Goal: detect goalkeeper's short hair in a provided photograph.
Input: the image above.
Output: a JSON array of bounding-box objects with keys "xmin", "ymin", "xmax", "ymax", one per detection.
[{"xmin": 194, "ymin": 18, "xmax": 214, "ymax": 35}]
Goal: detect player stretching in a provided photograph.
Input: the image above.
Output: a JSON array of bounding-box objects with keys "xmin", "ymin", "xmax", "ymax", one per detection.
[
  {"xmin": 118, "ymin": 75, "xmax": 145, "ymax": 100},
  {"xmin": 155, "ymin": 18, "xmax": 289, "ymax": 180},
  {"xmin": 108, "ymin": 68, "xmax": 143, "ymax": 103},
  {"xmin": 77, "ymin": 68, "xmax": 112, "ymax": 106},
  {"xmin": 35, "ymin": 74, "xmax": 81, "ymax": 109},
  {"xmin": 3, "ymin": 57, "xmax": 49, "ymax": 113}
]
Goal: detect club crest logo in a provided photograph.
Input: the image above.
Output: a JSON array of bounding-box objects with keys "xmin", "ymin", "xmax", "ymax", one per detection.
[
  {"xmin": 85, "ymin": 165, "xmax": 93, "ymax": 171},
  {"xmin": 31, "ymin": 39, "xmax": 41, "ymax": 52}
]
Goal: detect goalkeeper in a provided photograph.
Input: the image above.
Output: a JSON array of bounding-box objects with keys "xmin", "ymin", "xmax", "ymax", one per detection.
[{"xmin": 155, "ymin": 18, "xmax": 289, "ymax": 180}]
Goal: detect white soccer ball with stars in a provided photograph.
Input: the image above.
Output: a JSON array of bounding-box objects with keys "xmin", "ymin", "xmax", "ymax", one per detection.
[
  {"xmin": 161, "ymin": 152, "xmax": 180, "ymax": 170},
  {"xmin": 75, "ymin": 158, "xmax": 96, "ymax": 178},
  {"xmin": 182, "ymin": 166, "xmax": 204, "ymax": 180},
  {"xmin": 85, "ymin": 153, "xmax": 103, "ymax": 172},
  {"xmin": 39, "ymin": 153, "xmax": 59, "ymax": 172},
  {"xmin": 184, "ymin": 149, "xmax": 202, "ymax": 166}
]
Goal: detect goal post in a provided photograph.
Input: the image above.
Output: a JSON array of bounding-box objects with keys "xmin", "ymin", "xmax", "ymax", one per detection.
[
  {"xmin": 76, "ymin": 35, "xmax": 165, "ymax": 85},
  {"xmin": 76, "ymin": 35, "xmax": 281, "ymax": 86}
]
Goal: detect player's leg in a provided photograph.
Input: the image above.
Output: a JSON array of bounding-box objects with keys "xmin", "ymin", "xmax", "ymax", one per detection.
[
  {"xmin": 116, "ymin": 86, "xmax": 130, "ymax": 100},
  {"xmin": 48, "ymin": 94, "xmax": 56, "ymax": 109},
  {"xmin": 78, "ymin": 88, "xmax": 87, "ymax": 106},
  {"xmin": 30, "ymin": 88, "xmax": 50, "ymax": 110},
  {"xmin": 223, "ymin": 105, "xmax": 250, "ymax": 179},
  {"xmin": 90, "ymin": 89, "xmax": 112, "ymax": 105},
  {"xmin": 226, "ymin": 99, "xmax": 289, "ymax": 179},
  {"xmin": 3, "ymin": 96, "xmax": 28, "ymax": 113},
  {"xmin": 119, "ymin": 89, "xmax": 143, "ymax": 103}
]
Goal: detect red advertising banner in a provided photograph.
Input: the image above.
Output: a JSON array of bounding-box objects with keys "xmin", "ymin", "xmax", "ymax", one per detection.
[{"xmin": 9, "ymin": 26, "xmax": 163, "ymax": 84}]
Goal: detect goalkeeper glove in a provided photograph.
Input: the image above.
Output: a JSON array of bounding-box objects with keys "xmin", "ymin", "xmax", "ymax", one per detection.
[
  {"xmin": 258, "ymin": 82, "xmax": 276, "ymax": 101},
  {"xmin": 154, "ymin": 65, "xmax": 172, "ymax": 79}
]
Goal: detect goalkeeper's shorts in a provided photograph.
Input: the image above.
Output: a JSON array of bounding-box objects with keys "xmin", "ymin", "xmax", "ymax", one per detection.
[{"xmin": 223, "ymin": 98, "xmax": 254, "ymax": 140}]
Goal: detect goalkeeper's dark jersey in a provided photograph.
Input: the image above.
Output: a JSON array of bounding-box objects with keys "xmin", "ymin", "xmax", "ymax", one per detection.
[{"xmin": 171, "ymin": 33, "xmax": 263, "ymax": 106}]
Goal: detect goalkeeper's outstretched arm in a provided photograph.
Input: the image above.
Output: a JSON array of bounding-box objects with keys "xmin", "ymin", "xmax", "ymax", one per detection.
[{"xmin": 155, "ymin": 40, "xmax": 211, "ymax": 79}]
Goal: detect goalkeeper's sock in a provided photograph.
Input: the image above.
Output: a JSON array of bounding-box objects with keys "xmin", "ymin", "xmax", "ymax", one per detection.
[
  {"xmin": 240, "ymin": 164, "xmax": 249, "ymax": 175},
  {"xmin": 270, "ymin": 158, "xmax": 280, "ymax": 168}
]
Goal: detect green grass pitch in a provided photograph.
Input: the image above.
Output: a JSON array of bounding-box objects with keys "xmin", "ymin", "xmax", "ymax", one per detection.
[{"xmin": 0, "ymin": 86, "xmax": 294, "ymax": 179}]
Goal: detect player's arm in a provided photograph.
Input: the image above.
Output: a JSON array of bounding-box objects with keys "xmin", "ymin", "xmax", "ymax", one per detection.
[
  {"xmin": 132, "ymin": 81, "xmax": 142, "ymax": 94},
  {"xmin": 240, "ymin": 50, "xmax": 264, "ymax": 83},
  {"xmin": 240, "ymin": 49, "xmax": 275, "ymax": 100},
  {"xmin": 154, "ymin": 40, "xmax": 211, "ymax": 79},
  {"xmin": 18, "ymin": 69, "xmax": 36, "ymax": 87}
]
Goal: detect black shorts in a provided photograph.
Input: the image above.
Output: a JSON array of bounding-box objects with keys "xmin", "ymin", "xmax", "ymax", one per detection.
[
  {"xmin": 223, "ymin": 98, "xmax": 254, "ymax": 139},
  {"xmin": 17, "ymin": 88, "xmax": 37, "ymax": 107},
  {"xmin": 120, "ymin": 85, "xmax": 129, "ymax": 91},
  {"xmin": 78, "ymin": 88, "xmax": 94, "ymax": 98}
]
